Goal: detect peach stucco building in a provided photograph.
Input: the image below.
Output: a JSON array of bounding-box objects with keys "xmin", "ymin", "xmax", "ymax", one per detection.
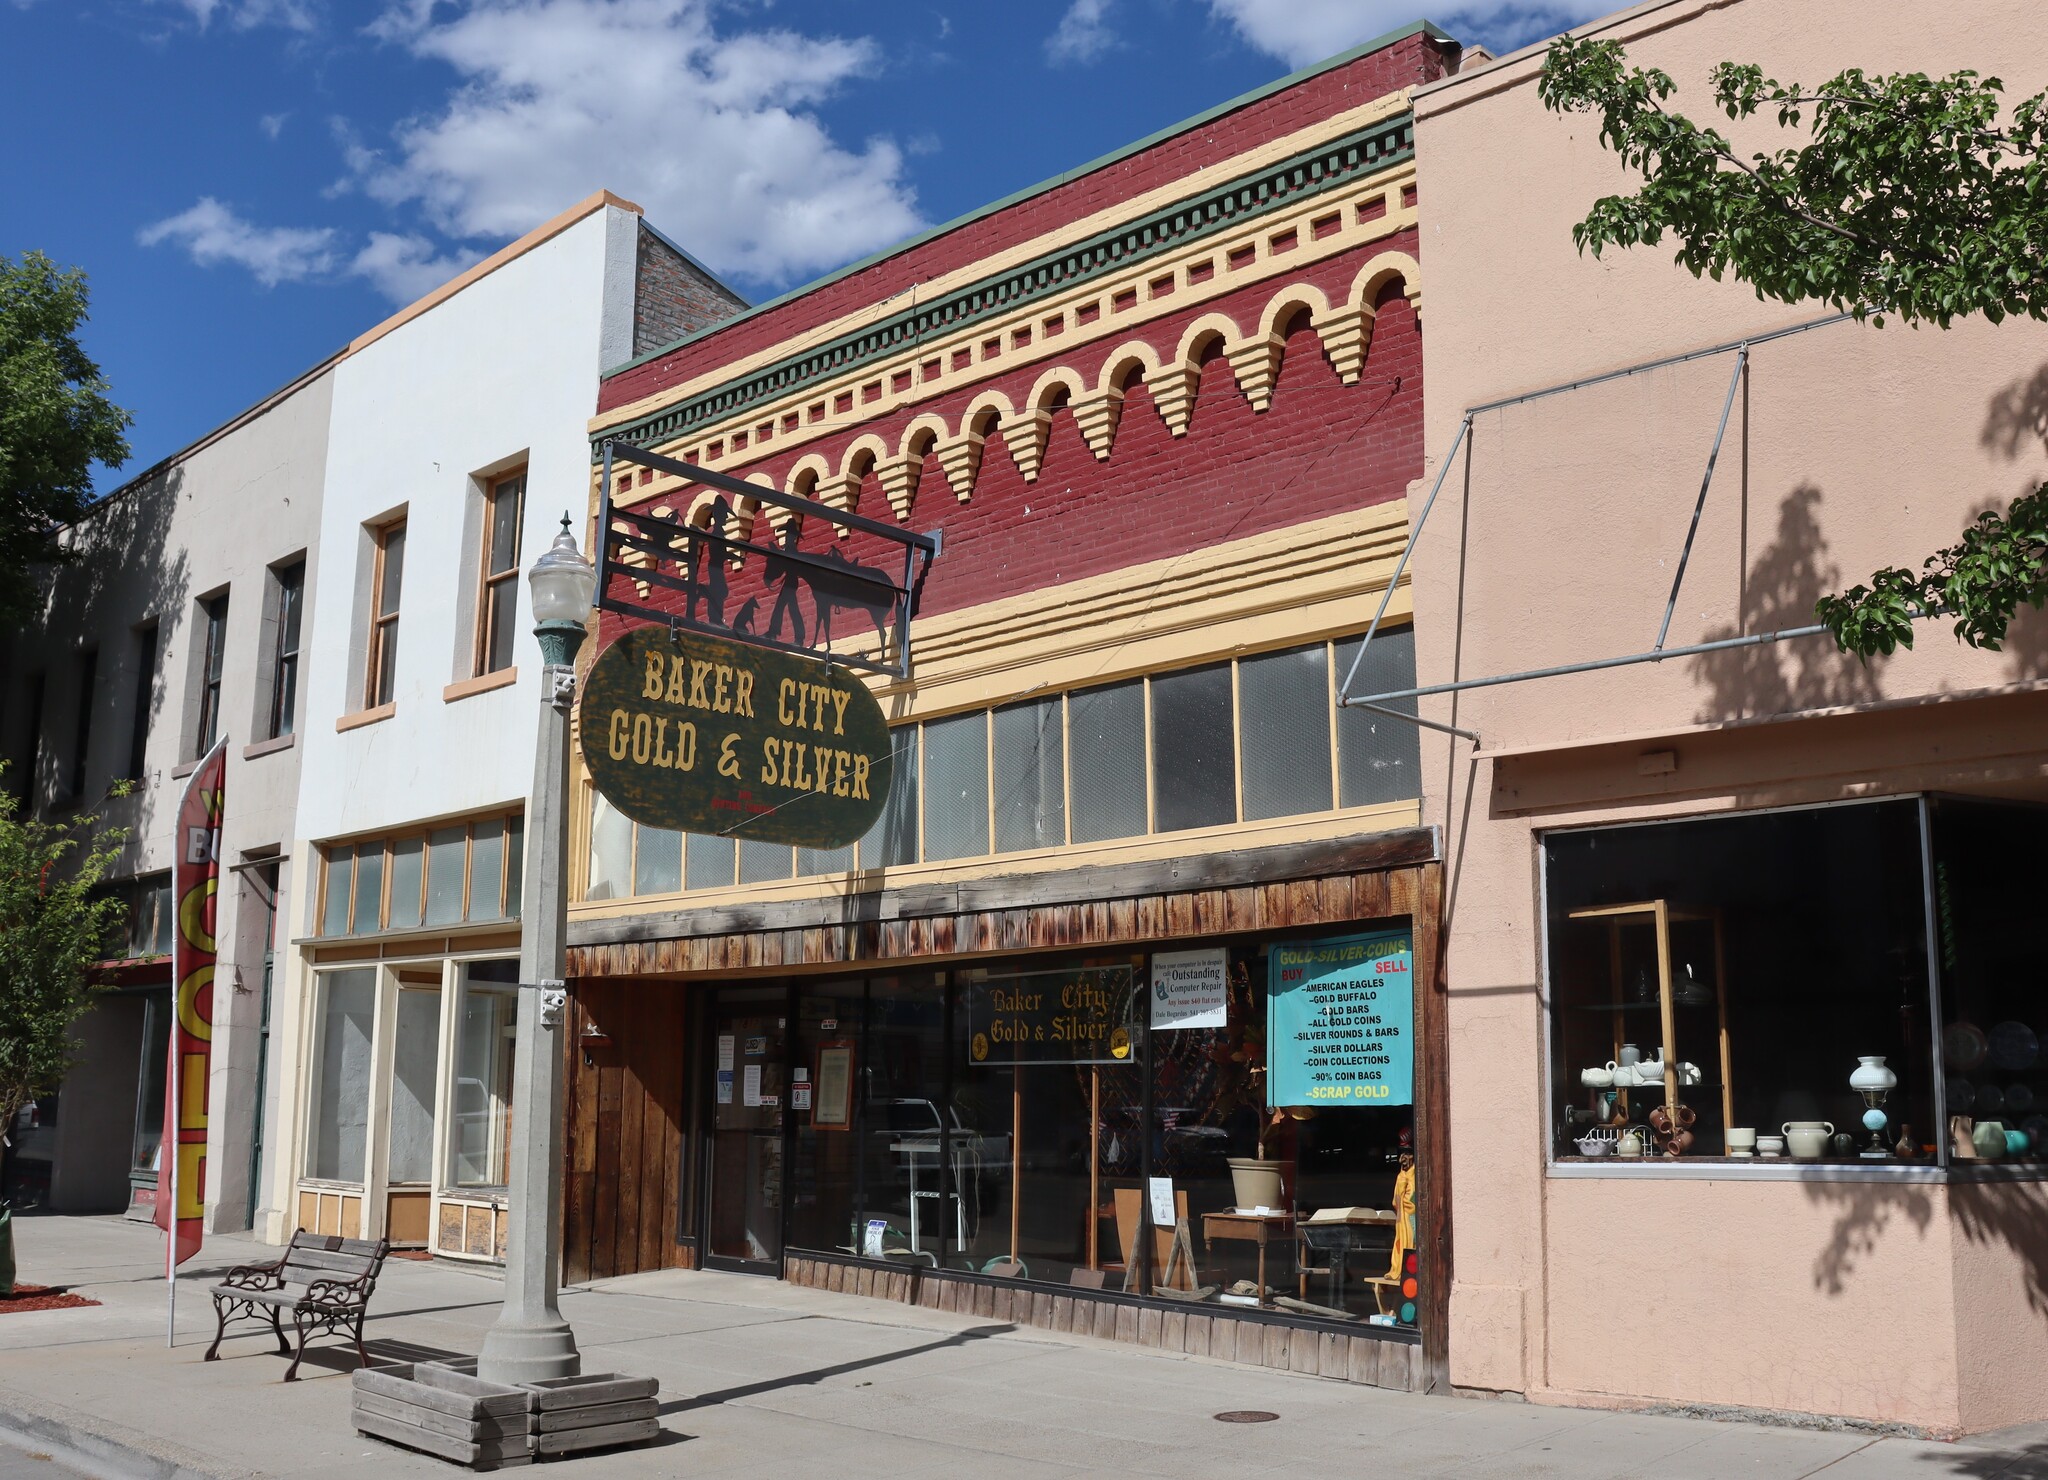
[{"xmin": 1407, "ymin": 0, "xmax": 2048, "ymax": 1436}]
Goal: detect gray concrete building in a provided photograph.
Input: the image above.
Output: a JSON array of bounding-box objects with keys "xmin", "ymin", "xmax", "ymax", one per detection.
[{"xmin": 1, "ymin": 356, "xmax": 334, "ymax": 1227}]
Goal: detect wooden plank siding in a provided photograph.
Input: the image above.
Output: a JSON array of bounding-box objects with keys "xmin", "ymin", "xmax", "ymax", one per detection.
[{"xmin": 561, "ymin": 980, "xmax": 694, "ymax": 1283}]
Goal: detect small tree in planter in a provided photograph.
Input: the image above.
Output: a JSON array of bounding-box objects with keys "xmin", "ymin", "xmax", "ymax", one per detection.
[{"xmin": 0, "ymin": 769, "xmax": 129, "ymax": 1274}]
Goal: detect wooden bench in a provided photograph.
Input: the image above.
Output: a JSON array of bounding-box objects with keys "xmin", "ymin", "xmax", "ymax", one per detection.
[{"xmin": 205, "ymin": 1231, "xmax": 392, "ymax": 1381}]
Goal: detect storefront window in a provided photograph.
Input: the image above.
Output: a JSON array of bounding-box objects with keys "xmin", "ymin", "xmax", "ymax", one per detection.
[
  {"xmin": 688, "ymin": 833, "xmax": 737, "ymax": 889},
  {"xmin": 449, "ymin": 960, "xmax": 519, "ymax": 1188},
  {"xmin": 306, "ymin": 969, "xmax": 377, "ymax": 1183},
  {"xmin": 425, "ymin": 826, "xmax": 466, "ymax": 924},
  {"xmin": 586, "ymin": 795, "xmax": 631, "ymax": 901},
  {"xmin": 1334, "ymin": 630, "xmax": 1421, "ymax": 808},
  {"xmin": 754, "ymin": 937, "xmax": 1424, "ymax": 1330},
  {"xmin": 1069, "ymin": 680, "xmax": 1147, "ymax": 844},
  {"xmin": 387, "ymin": 987, "xmax": 441, "ymax": 1184},
  {"xmin": 1546, "ymin": 801, "xmax": 1936, "ymax": 1165},
  {"xmin": 1927, "ymin": 799, "xmax": 2048, "ymax": 1163},
  {"xmin": 1240, "ymin": 645, "xmax": 1332, "ymax": 821},
  {"xmin": 636, "ymin": 826, "xmax": 683, "ymax": 895}
]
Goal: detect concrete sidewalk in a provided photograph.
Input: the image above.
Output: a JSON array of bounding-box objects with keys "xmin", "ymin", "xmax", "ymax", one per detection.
[{"xmin": 0, "ymin": 1217, "xmax": 2043, "ymax": 1479}]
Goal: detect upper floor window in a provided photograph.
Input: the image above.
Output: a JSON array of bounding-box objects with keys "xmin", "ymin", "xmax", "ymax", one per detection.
[
  {"xmin": 69, "ymin": 647, "xmax": 98, "ymax": 799},
  {"xmin": 366, "ymin": 519, "xmax": 406, "ymax": 709},
  {"xmin": 267, "ymin": 560, "xmax": 304, "ymax": 740},
  {"xmin": 476, "ymin": 470, "xmax": 525, "ymax": 677},
  {"xmin": 127, "ymin": 622, "xmax": 158, "ymax": 780},
  {"xmin": 196, "ymin": 594, "xmax": 229, "ymax": 755}
]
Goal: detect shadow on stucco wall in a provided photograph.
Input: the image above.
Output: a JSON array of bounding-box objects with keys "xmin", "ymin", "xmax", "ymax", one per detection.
[
  {"xmin": 1800, "ymin": 1176, "xmax": 2048, "ymax": 1331},
  {"xmin": 1688, "ymin": 483, "xmax": 1889, "ymax": 723}
]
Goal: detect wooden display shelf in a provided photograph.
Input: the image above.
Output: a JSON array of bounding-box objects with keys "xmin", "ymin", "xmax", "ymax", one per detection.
[{"xmin": 1565, "ymin": 899, "xmax": 1734, "ymax": 1136}]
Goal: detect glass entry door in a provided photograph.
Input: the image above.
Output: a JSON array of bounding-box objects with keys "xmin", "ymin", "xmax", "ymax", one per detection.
[{"xmin": 705, "ymin": 988, "xmax": 787, "ymax": 1270}]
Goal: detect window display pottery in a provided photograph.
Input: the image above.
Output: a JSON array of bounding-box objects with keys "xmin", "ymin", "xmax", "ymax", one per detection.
[
  {"xmin": 1619, "ymin": 1044, "xmax": 1642, "ymax": 1068},
  {"xmin": 1827, "ymin": 1130, "xmax": 1859, "ymax": 1157},
  {"xmin": 1783, "ymin": 1121, "xmax": 1835, "ymax": 1159},
  {"xmin": 1726, "ymin": 1128, "xmax": 1756, "ymax": 1154},
  {"xmin": 1226, "ymin": 1157, "xmax": 1285, "ymax": 1210},
  {"xmin": 1755, "ymin": 1136, "xmax": 1785, "ymax": 1158},
  {"xmin": 2005, "ymin": 1127, "xmax": 2032, "ymax": 1158},
  {"xmin": 1849, "ymin": 1055, "xmax": 1898, "ymax": 1094},
  {"xmin": 1616, "ymin": 1128, "xmax": 1644, "ymax": 1156},
  {"xmin": 1944, "ymin": 1021, "xmax": 1989, "ymax": 1072},
  {"xmin": 1989, "ymin": 1021, "xmax": 2040, "ymax": 1072},
  {"xmin": 1972, "ymin": 1120, "xmax": 2010, "ymax": 1162},
  {"xmin": 1951, "ymin": 1115, "xmax": 1978, "ymax": 1159},
  {"xmin": 1948, "ymin": 1077, "xmax": 1976, "ymax": 1114},
  {"xmin": 1580, "ymin": 1066, "xmax": 1614, "ymax": 1088}
]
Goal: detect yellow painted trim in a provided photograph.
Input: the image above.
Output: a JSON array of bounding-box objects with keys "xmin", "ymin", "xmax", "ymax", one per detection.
[{"xmin": 350, "ymin": 190, "xmax": 641, "ymax": 358}]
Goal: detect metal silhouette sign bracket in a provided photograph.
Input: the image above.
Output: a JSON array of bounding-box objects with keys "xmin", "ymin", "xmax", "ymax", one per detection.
[{"xmin": 595, "ymin": 440, "xmax": 941, "ymax": 680}]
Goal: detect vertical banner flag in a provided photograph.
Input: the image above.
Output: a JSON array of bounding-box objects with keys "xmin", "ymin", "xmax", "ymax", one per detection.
[{"xmin": 156, "ymin": 737, "xmax": 225, "ymax": 1269}]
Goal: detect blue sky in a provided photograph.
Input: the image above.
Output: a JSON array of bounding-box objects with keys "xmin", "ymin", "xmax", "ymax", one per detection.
[{"xmin": 3, "ymin": 0, "xmax": 1605, "ymax": 487}]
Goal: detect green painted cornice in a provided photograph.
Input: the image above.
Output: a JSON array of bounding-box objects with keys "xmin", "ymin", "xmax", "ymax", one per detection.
[{"xmin": 592, "ymin": 108, "xmax": 1414, "ymax": 459}]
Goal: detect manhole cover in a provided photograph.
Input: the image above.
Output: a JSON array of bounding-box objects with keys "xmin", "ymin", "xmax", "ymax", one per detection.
[{"xmin": 1213, "ymin": 1411, "xmax": 1280, "ymax": 1423}]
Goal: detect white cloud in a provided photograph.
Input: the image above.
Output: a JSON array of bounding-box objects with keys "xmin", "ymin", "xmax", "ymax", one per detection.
[
  {"xmin": 138, "ymin": 198, "xmax": 337, "ymax": 286},
  {"xmin": 1205, "ymin": 0, "xmax": 1612, "ymax": 69},
  {"xmin": 259, "ymin": 111, "xmax": 290, "ymax": 139},
  {"xmin": 349, "ymin": 231, "xmax": 480, "ymax": 302},
  {"xmin": 166, "ymin": 0, "xmax": 319, "ymax": 31},
  {"xmin": 1046, "ymin": 0, "xmax": 1117, "ymax": 66},
  {"xmin": 356, "ymin": 0, "xmax": 925, "ymax": 289}
]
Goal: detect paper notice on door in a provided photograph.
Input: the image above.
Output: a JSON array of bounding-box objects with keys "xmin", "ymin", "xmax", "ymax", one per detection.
[
  {"xmin": 792, "ymin": 1082, "xmax": 812, "ymax": 1111},
  {"xmin": 1149, "ymin": 1176, "xmax": 1176, "ymax": 1226},
  {"xmin": 717, "ymin": 1035, "xmax": 735, "ymax": 1071},
  {"xmin": 716, "ymin": 1069, "xmax": 733, "ymax": 1104},
  {"xmin": 742, "ymin": 1063, "xmax": 762, "ymax": 1107}
]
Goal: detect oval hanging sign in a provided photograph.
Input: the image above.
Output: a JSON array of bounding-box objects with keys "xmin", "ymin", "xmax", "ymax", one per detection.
[{"xmin": 580, "ymin": 625, "xmax": 893, "ymax": 849}]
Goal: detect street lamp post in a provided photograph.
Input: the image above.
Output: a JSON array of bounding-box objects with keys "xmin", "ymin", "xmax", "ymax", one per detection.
[{"xmin": 477, "ymin": 514, "xmax": 596, "ymax": 1386}]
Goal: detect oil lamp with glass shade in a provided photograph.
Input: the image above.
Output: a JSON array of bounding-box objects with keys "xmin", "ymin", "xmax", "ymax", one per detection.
[{"xmin": 1850, "ymin": 1055, "xmax": 1899, "ymax": 1158}]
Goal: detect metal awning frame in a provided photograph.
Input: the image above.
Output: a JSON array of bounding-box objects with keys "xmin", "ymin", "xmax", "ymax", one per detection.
[{"xmin": 1335, "ymin": 312, "xmax": 1875, "ymax": 749}]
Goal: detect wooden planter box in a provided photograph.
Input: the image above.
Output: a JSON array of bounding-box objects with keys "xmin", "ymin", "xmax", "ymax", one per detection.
[{"xmin": 352, "ymin": 1362, "xmax": 660, "ymax": 1469}]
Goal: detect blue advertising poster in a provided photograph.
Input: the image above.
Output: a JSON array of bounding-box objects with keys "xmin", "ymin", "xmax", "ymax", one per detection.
[{"xmin": 1266, "ymin": 930, "xmax": 1414, "ymax": 1107}]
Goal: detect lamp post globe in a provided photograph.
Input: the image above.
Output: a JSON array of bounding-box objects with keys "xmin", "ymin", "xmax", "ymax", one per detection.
[
  {"xmin": 476, "ymin": 510, "xmax": 593, "ymax": 1386},
  {"xmin": 529, "ymin": 513, "xmax": 597, "ymax": 668}
]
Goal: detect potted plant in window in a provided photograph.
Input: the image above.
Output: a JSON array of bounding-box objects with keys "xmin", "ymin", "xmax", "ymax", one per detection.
[{"xmin": 1227, "ymin": 1108, "xmax": 1288, "ymax": 1211}]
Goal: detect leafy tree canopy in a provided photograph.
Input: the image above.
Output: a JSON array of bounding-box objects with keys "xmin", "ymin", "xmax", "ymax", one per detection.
[
  {"xmin": 0, "ymin": 770, "xmax": 130, "ymax": 1144},
  {"xmin": 1539, "ymin": 35, "xmax": 2048, "ymax": 659},
  {"xmin": 0, "ymin": 252, "xmax": 132, "ymax": 631}
]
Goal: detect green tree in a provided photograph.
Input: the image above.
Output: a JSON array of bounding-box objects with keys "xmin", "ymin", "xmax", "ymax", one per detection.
[
  {"xmin": 0, "ymin": 768, "xmax": 131, "ymax": 1177},
  {"xmin": 1538, "ymin": 34, "xmax": 2048, "ymax": 659},
  {"xmin": 0, "ymin": 252, "xmax": 132, "ymax": 631}
]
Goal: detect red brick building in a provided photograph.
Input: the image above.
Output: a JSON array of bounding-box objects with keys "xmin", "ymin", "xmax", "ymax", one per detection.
[{"xmin": 567, "ymin": 22, "xmax": 1466, "ymax": 1395}]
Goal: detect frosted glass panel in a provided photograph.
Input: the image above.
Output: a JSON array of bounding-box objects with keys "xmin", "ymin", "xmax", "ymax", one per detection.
[
  {"xmin": 635, "ymin": 827, "xmax": 683, "ymax": 894},
  {"xmin": 922, "ymin": 711, "xmax": 989, "ymax": 861},
  {"xmin": 687, "ymin": 833, "xmax": 736, "ymax": 890},
  {"xmin": 1151, "ymin": 665, "xmax": 1235, "ymax": 832},
  {"xmin": 993, "ymin": 698, "xmax": 1064, "ymax": 852},
  {"xmin": 859, "ymin": 730, "xmax": 918, "ymax": 867},
  {"xmin": 350, "ymin": 845, "xmax": 384, "ymax": 934},
  {"xmin": 425, "ymin": 827, "xmax": 466, "ymax": 925},
  {"xmin": 586, "ymin": 795, "xmax": 631, "ymax": 902},
  {"xmin": 1239, "ymin": 644, "xmax": 1333, "ymax": 820},
  {"xmin": 387, "ymin": 989, "xmax": 441, "ymax": 1183},
  {"xmin": 1334, "ymin": 628, "xmax": 1421, "ymax": 808},
  {"xmin": 387, "ymin": 837, "xmax": 423, "ymax": 930},
  {"xmin": 321, "ymin": 848, "xmax": 351, "ymax": 937},
  {"xmin": 740, "ymin": 839, "xmax": 794, "ymax": 883},
  {"xmin": 1068, "ymin": 682, "xmax": 1146, "ymax": 843},
  {"xmin": 469, "ymin": 817, "xmax": 505, "ymax": 919},
  {"xmin": 306, "ymin": 969, "xmax": 375, "ymax": 1182}
]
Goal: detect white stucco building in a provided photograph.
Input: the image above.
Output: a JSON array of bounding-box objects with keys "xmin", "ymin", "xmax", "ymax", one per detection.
[{"xmin": 265, "ymin": 191, "xmax": 743, "ymax": 1254}]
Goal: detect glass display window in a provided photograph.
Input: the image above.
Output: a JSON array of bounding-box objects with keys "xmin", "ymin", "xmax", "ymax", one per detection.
[
  {"xmin": 448, "ymin": 960, "xmax": 519, "ymax": 1188},
  {"xmin": 1545, "ymin": 800, "xmax": 1939, "ymax": 1166},
  {"xmin": 305, "ymin": 969, "xmax": 377, "ymax": 1183}
]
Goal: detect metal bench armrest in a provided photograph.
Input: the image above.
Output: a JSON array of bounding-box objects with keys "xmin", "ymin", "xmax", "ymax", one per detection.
[{"xmin": 217, "ymin": 1261, "xmax": 287, "ymax": 1292}]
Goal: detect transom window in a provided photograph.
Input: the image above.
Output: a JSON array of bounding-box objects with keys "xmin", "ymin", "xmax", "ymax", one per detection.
[
  {"xmin": 583, "ymin": 628, "xmax": 1419, "ymax": 900},
  {"xmin": 319, "ymin": 811, "xmax": 524, "ymax": 937}
]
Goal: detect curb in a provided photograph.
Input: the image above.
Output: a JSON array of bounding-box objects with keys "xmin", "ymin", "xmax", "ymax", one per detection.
[{"xmin": 0, "ymin": 1396, "xmax": 236, "ymax": 1480}]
